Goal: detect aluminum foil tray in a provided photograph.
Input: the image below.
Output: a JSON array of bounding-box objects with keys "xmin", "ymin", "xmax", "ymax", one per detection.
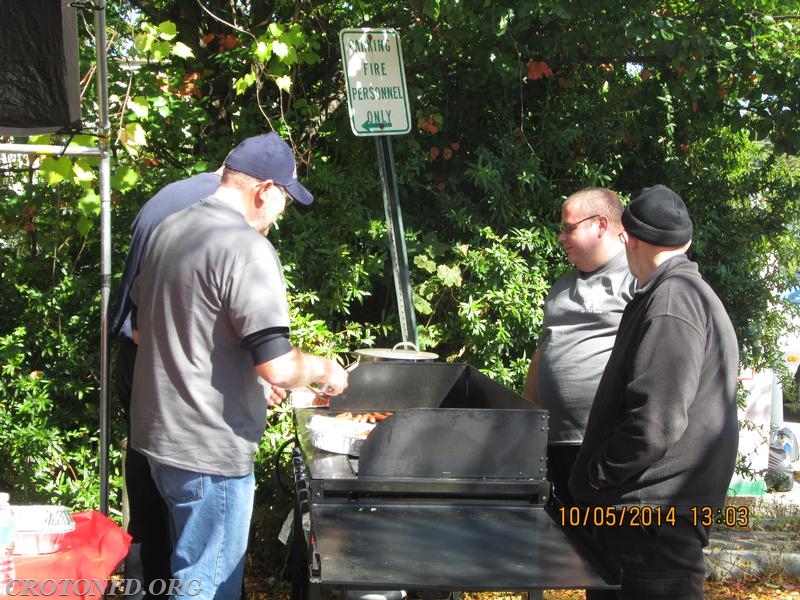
[
  {"xmin": 12, "ymin": 505, "xmax": 75, "ymax": 555},
  {"xmin": 307, "ymin": 414, "xmax": 375, "ymax": 456}
]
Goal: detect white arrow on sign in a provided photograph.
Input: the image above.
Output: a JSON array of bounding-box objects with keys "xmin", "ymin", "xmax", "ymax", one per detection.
[{"xmin": 339, "ymin": 28, "xmax": 411, "ymax": 137}]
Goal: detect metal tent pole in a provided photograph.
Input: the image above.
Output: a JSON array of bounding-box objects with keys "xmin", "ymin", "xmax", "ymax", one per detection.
[
  {"xmin": 0, "ymin": 1, "xmax": 113, "ymax": 515},
  {"xmin": 93, "ymin": 1, "xmax": 113, "ymax": 516},
  {"xmin": 0, "ymin": 144, "xmax": 100, "ymax": 157}
]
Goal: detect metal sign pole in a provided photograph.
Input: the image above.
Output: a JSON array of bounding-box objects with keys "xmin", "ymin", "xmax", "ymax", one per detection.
[
  {"xmin": 375, "ymin": 136, "xmax": 417, "ymax": 346},
  {"xmin": 339, "ymin": 28, "xmax": 416, "ymax": 345}
]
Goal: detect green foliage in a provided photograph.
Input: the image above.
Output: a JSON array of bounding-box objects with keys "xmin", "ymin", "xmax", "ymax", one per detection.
[
  {"xmin": 249, "ymin": 405, "xmax": 296, "ymax": 578},
  {"xmin": 0, "ymin": 188, "xmax": 123, "ymax": 510},
  {"xmin": 1, "ymin": 0, "xmax": 800, "ymax": 582}
]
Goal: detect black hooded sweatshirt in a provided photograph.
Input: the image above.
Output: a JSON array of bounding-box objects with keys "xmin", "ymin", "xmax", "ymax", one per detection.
[{"xmin": 569, "ymin": 255, "xmax": 739, "ymax": 513}]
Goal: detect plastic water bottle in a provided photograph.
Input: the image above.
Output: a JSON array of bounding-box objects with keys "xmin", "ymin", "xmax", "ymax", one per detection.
[{"xmin": 0, "ymin": 492, "xmax": 16, "ymax": 591}]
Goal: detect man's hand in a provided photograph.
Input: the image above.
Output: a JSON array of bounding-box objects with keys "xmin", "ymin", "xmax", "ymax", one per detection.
[
  {"xmin": 315, "ymin": 359, "xmax": 349, "ymax": 397},
  {"xmin": 255, "ymin": 349, "xmax": 349, "ymax": 397},
  {"xmin": 267, "ymin": 385, "xmax": 288, "ymax": 408}
]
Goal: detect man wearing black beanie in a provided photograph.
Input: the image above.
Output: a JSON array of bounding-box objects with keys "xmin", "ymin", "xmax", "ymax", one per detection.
[{"xmin": 569, "ymin": 184, "xmax": 739, "ymax": 599}]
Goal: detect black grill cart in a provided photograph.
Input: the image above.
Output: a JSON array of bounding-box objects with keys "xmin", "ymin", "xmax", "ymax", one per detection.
[{"xmin": 289, "ymin": 362, "xmax": 620, "ymax": 599}]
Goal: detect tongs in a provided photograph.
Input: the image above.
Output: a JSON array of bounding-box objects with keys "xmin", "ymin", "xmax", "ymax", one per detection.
[
  {"xmin": 304, "ymin": 383, "xmax": 334, "ymax": 407},
  {"xmin": 301, "ymin": 357, "xmax": 360, "ymax": 407}
]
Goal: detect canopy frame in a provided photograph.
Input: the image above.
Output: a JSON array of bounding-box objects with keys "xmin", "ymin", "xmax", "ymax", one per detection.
[{"xmin": 0, "ymin": 1, "xmax": 112, "ymax": 515}]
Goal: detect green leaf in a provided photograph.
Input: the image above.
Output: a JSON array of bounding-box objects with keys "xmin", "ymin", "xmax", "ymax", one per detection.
[
  {"xmin": 128, "ymin": 96, "xmax": 149, "ymax": 119},
  {"xmin": 77, "ymin": 188, "xmax": 101, "ymax": 217},
  {"xmin": 171, "ymin": 41, "xmax": 194, "ymax": 59},
  {"xmin": 158, "ymin": 21, "xmax": 178, "ymax": 41},
  {"xmin": 133, "ymin": 33, "xmax": 152, "ymax": 55},
  {"xmin": 414, "ymin": 294, "xmax": 434, "ymax": 315},
  {"xmin": 39, "ymin": 156, "xmax": 73, "ymax": 186},
  {"xmin": 110, "ymin": 167, "xmax": 140, "ymax": 193},
  {"xmin": 423, "ymin": 0, "xmax": 440, "ymax": 20},
  {"xmin": 272, "ymin": 40, "xmax": 290, "ymax": 59},
  {"xmin": 72, "ymin": 159, "xmax": 96, "ymax": 184},
  {"xmin": 121, "ymin": 122, "xmax": 148, "ymax": 154},
  {"xmin": 275, "ymin": 75, "xmax": 292, "ymax": 92},
  {"xmin": 414, "ymin": 255, "xmax": 438, "ymax": 273},
  {"xmin": 150, "ymin": 41, "xmax": 171, "ymax": 61},
  {"xmin": 77, "ymin": 213, "xmax": 92, "ymax": 237},
  {"xmin": 152, "ymin": 96, "xmax": 171, "ymax": 118},
  {"xmin": 437, "ymin": 264, "xmax": 463, "ymax": 287},
  {"xmin": 72, "ymin": 134, "xmax": 96, "ymax": 147},
  {"xmin": 234, "ymin": 72, "xmax": 256, "ymax": 95},
  {"xmin": 255, "ymin": 41, "xmax": 272, "ymax": 62}
]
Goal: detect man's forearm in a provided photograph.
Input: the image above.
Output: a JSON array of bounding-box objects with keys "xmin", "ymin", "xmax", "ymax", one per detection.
[{"xmin": 523, "ymin": 350, "xmax": 541, "ymax": 407}]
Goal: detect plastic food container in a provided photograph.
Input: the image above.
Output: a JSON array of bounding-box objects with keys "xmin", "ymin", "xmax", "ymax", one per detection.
[
  {"xmin": 307, "ymin": 414, "xmax": 375, "ymax": 456},
  {"xmin": 11, "ymin": 505, "xmax": 75, "ymax": 555}
]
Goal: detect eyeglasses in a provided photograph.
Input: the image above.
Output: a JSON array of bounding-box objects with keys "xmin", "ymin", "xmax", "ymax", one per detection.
[
  {"xmin": 275, "ymin": 183, "xmax": 293, "ymax": 206},
  {"xmin": 618, "ymin": 230, "xmax": 629, "ymax": 245},
  {"xmin": 560, "ymin": 214, "xmax": 601, "ymax": 234},
  {"xmin": 256, "ymin": 181, "xmax": 293, "ymax": 206}
]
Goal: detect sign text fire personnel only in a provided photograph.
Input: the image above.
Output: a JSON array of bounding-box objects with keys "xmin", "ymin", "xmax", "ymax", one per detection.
[{"xmin": 339, "ymin": 28, "xmax": 411, "ymax": 137}]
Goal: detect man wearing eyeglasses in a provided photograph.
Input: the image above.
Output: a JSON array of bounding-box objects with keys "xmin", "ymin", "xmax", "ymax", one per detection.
[
  {"xmin": 110, "ymin": 164, "xmax": 225, "ymax": 598},
  {"xmin": 569, "ymin": 185, "xmax": 739, "ymax": 599},
  {"xmin": 524, "ymin": 188, "xmax": 636, "ymax": 508},
  {"xmin": 129, "ymin": 132, "xmax": 349, "ymax": 599}
]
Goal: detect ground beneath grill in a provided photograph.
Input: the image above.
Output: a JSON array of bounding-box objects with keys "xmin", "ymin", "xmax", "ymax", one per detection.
[{"xmin": 245, "ymin": 575, "xmax": 800, "ymax": 599}]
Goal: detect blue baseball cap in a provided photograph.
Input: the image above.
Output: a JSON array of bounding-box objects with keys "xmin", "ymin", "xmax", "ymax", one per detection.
[{"xmin": 225, "ymin": 132, "xmax": 314, "ymax": 205}]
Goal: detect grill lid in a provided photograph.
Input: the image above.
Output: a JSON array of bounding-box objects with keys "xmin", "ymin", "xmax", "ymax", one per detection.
[{"xmin": 354, "ymin": 342, "xmax": 439, "ymax": 362}]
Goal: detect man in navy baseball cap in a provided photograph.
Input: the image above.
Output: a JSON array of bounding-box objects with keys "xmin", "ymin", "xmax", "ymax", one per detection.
[
  {"xmin": 130, "ymin": 130, "xmax": 347, "ymax": 599},
  {"xmin": 225, "ymin": 132, "xmax": 314, "ymax": 205}
]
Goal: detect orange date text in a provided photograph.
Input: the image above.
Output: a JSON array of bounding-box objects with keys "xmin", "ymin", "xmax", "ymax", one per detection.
[{"xmin": 558, "ymin": 505, "xmax": 677, "ymax": 528}]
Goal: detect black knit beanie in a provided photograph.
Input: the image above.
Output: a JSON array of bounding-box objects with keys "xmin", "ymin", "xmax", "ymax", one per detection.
[{"xmin": 621, "ymin": 184, "xmax": 693, "ymax": 246}]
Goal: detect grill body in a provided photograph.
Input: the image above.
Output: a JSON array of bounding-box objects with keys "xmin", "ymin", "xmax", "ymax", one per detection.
[{"xmin": 290, "ymin": 362, "xmax": 620, "ymax": 598}]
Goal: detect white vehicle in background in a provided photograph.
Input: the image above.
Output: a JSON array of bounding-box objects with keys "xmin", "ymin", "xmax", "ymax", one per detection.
[
  {"xmin": 779, "ymin": 329, "xmax": 800, "ymax": 425},
  {"xmin": 779, "ymin": 286, "xmax": 800, "ymax": 425},
  {"xmin": 730, "ymin": 287, "xmax": 800, "ymax": 496}
]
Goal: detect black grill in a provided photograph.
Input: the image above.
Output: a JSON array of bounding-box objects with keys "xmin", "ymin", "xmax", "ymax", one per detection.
[{"xmin": 289, "ymin": 362, "xmax": 620, "ymax": 598}]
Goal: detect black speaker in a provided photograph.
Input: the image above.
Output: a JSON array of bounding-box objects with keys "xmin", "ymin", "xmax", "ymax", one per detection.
[{"xmin": 0, "ymin": 0, "xmax": 82, "ymax": 135}]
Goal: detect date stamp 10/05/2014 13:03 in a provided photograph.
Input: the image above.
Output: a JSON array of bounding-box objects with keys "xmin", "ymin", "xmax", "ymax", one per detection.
[{"xmin": 557, "ymin": 504, "xmax": 751, "ymax": 528}]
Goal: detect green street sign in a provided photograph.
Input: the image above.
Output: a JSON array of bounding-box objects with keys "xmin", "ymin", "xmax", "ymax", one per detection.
[{"xmin": 339, "ymin": 28, "xmax": 411, "ymax": 137}]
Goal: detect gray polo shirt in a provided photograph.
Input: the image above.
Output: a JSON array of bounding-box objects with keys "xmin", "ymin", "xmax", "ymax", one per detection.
[
  {"xmin": 130, "ymin": 198, "xmax": 290, "ymax": 476},
  {"xmin": 536, "ymin": 251, "xmax": 635, "ymax": 443}
]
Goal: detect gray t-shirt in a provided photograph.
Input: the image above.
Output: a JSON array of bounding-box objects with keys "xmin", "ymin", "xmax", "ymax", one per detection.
[
  {"xmin": 537, "ymin": 251, "xmax": 635, "ymax": 443},
  {"xmin": 130, "ymin": 198, "xmax": 290, "ymax": 476}
]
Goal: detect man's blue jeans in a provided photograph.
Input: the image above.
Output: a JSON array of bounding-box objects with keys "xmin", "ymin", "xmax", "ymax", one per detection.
[{"xmin": 149, "ymin": 461, "xmax": 255, "ymax": 600}]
